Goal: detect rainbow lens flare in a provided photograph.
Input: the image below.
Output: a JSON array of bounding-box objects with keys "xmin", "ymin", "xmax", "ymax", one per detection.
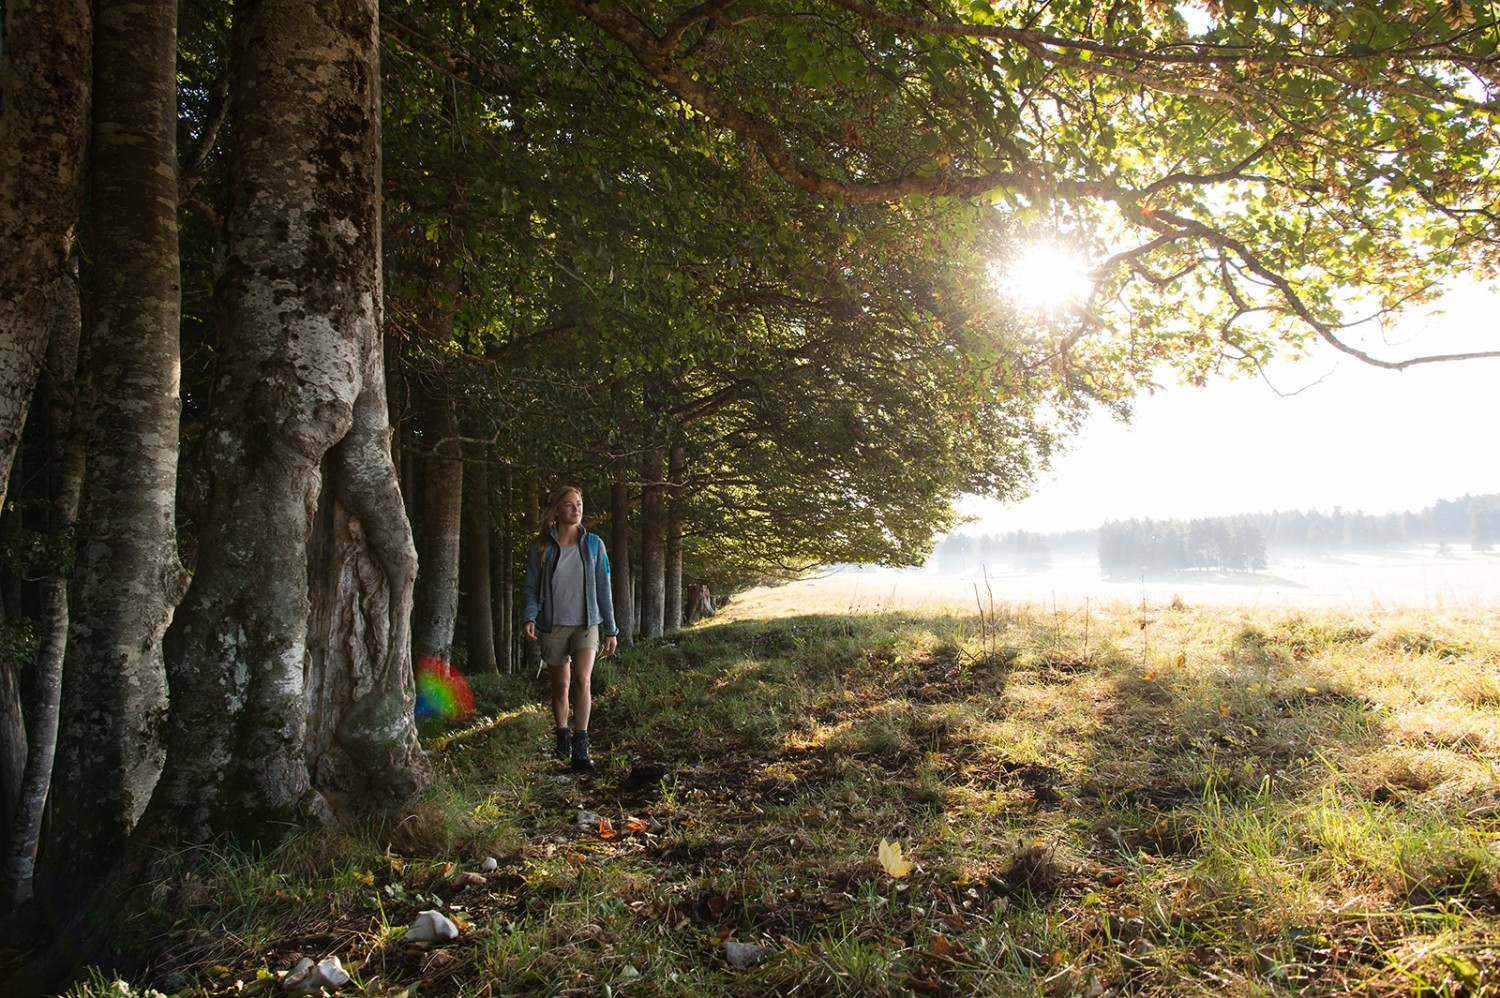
[{"xmin": 415, "ymin": 655, "xmax": 475, "ymax": 723}]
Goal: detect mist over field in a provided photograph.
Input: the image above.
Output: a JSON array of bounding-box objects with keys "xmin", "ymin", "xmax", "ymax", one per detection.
[
  {"xmin": 728, "ymin": 547, "xmax": 1500, "ymax": 620},
  {"xmin": 933, "ymin": 547, "xmax": 1499, "ymax": 609}
]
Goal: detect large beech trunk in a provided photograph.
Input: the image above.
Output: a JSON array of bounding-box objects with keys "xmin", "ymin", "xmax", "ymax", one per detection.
[
  {"xmin": 412, "ymin": 396, "xmax": 462, "ymax": 660},
  {"xmin": 151, "ymin": 0, "xmax": 427, "ymax": 839},
  {"xmin": 49, "ymin": 0, "xmax": 183, "ymax": 880},
  {"xmin": 0, "ymin": 0, "xmax": 90, "ymax": 517}
]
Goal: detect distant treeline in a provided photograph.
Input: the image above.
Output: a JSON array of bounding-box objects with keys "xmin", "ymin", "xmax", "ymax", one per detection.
[
  {"xmin": 934, "ymin": 493, "xmax": 1500, "ymax": 576},
  {"xmin": 1252, "ymin": 494, "xmax": 1499, "ymax": 553},
  {"xmin": 933, "ymin": 528, "xmax": 1092, "ymax": 573},
  {"xmin": 1098, "ymin": 516, "xmax": 1268, "ymax": 576}
]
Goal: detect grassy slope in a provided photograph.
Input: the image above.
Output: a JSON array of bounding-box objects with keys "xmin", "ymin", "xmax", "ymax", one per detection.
[{"xmin": 66, "ymin": 597, "xmax": 1500, "ymax": 997}]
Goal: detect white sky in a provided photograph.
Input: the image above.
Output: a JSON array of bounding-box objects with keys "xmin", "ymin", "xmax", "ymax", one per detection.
[{"xmin": 960, "ymin": 282, "xmax": 1500, "ymax": 535}]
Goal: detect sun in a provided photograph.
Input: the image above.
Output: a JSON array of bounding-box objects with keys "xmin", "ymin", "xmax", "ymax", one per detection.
[{"xmin": 994, "ymin": 243, "xmax": 1094, "ymax": 314}]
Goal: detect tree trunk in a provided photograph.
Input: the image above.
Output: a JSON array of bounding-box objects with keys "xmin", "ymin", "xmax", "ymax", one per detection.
[
  {"xmin": 304, "ymin": 383, "xmax": 428, "ymax": 818},
  {"xmin": 49, "ymin": 0, "xmax": 183, "ymax": 883},
  {"xmin": 461, "ymin": 448, "xmax": 496, "ymax": 673},
  {"xmin": 640, "ymin": 446, "xmax": 666, "ymax": 638},
  {"xmin": 665, "ymin": 443, "xmax": 686, "ymax": 633},
  {"xmin": 152, "ymin": 0, "xmax": 426, "ymax": 839},
  {"xmin": 0, "ymin": 0, "xmax": 90, "ymax": 516},
  {"xmin": 412, "ymin": 396, "xmax": 462, "ymax": 660},
  {"xmin": 492, "ymin": 464, "xmax": 514, "ymax": 672},
  {"xmin": 1, "ymin": 259, "xmax": 85, "ymax": 913},
  {"xmin": 610, "ymin": 454, "xmax": 635, "ymax": 647}
]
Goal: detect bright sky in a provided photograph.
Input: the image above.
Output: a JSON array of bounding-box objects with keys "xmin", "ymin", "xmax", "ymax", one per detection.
[{"xmin": 960, "ymin": 281, "xmax": 1500, "ymax": 535}]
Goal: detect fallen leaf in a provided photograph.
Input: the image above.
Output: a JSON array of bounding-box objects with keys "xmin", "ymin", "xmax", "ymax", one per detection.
[
  {"xmin": 879, "ymin": 838, "xmax": 914, "ymax": 877},
  {"xmin": 930, "ymin": 933, "xmax": 959, "ymax": 958},
  {"xmin": 598, "ymin": 816, "xmax": 617, "ymax": 839}
]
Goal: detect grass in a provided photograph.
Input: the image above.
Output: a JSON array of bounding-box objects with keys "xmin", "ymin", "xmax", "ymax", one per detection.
[{"xmin": 41, "ymin": 595, "xmax": 1500, "ymax": 997}]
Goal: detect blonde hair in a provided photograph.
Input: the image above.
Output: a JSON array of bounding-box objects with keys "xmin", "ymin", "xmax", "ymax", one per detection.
[{"xmin": 537, "ymin": 484, "xmax": 584, "ymax": 544}]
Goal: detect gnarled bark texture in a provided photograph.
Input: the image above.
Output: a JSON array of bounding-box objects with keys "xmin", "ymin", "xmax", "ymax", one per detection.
[
  {"xmin": 0, "ymin": 0, "xmax": 90, "ymax": 514},
  {"xmin": 306, "ymin": 383, "xmax": 427, "ymax": 818},
  {"xmin": 50, "ymin": 0, "xmax": 183, "ymax": 880},
  {"xmin": 153, "ymin": 0, "xmax": 427, "ymax": 840}
]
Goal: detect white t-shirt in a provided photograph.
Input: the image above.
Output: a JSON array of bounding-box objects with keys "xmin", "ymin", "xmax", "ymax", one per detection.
[{"xmin": 550, "ymin": 543, "xmax": 586, "ymax": 626}]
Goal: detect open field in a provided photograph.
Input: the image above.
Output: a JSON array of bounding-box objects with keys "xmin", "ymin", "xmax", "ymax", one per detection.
[
  {"xmin": 37, "ymin": 591, "xmax": 1500, "ymax": 998},
  {"xmin": 724, "ymin": 549, "xmax": 1500, "ymax": 619}
]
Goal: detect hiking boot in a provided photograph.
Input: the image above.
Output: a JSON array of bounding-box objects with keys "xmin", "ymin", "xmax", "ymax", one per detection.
[
  {"xmin": 554, "ymin": 726, "xmax": 571, "ymax": 760},
  {"xmin": 570, "ymin": 729, "xmax": 595, "ymax": 772}
]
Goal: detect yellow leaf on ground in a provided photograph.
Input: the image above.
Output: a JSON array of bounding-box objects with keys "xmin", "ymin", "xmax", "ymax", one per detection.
[{"xmin": 879, "ymin": 838, "xmax": 913, "ymax": 877}]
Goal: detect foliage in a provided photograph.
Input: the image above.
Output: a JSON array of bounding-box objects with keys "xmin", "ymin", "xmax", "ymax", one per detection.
[
  {"xmin": 43, "ymin": 597, "xmax": 1500, "ymax": 996},
  {"xmin": 379, "ymin": 1, "xmax": 1098, "ymax": 575},
  {"xmin": 564, "ymin": 0, "xmax": 1500, "ymax": 378}
]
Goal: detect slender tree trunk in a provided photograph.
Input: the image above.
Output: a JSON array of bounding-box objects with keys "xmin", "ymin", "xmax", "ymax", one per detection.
[
  {"xmin": 610, "ymin": 454, "xmax": 635, "ymax": 647},
  {"xmin": 412, "ymin": 396, "xmax": 462, "ymax": 660},
  {"xmin": 640, "ymin": 446, "xmax": 666, "ymax": 638},
  {"xmin": 665, "ymin": 443, "xmax": 686, "ymax": 633},
  {"xmin": 152, "ymin": 0, "xmax": 426, "ymax": 838},
  {"xmin": 461, "ymin": 448, "xmax": 496, "ymax": 673},
  {"xmin": 0, "ymin": 0, "xmax": 91, "ymax": 516},
  {"xmin": 0, "ymin": 485, "xmax": 20, "ymax": 622},
  {"xmin": 2, "ymin": 261, "xmax": 85, "ymax": 913},
  {"xmin": 50, "ymin": 0, "xmax": 183, "ymax": 883},
  {"xmin": 492, "ymin": 465, "xmax": 514, "ymax": 672}
]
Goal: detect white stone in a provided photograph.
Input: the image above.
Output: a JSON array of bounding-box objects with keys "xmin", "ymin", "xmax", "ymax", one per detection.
[
  {"xmin": 283, "ymin": 955, "xmax": 349, "ymax": 994},
  {"xmin": 405, "ymin": 909, "xmax": 460, "ymax": 944},
  {"xmin": 723, "ymin": 940, "xmax": 774, "ymax": 968},
  {"xmin": 479, "ymin": 856, "xmax": 498, "ymax": 872}
]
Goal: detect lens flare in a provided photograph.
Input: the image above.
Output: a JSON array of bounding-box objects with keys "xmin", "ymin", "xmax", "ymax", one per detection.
[{"xmin": 415, "ymin": 655, "xmax": 475, "ymax": 723}]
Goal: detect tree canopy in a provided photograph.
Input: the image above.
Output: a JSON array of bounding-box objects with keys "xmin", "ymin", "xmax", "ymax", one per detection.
[{"xmin": 562, "ymin": 0, "xmax": 1500, "ymax": 377}]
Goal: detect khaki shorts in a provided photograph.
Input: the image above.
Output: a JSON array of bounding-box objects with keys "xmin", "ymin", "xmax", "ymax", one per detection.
[{"xmin": 539, "ymin": 624, "xmax": 599, "ymax": 667}]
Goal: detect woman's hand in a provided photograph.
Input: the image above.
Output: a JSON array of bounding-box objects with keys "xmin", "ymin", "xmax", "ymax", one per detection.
[
  {"xmin": 522, "ymin": 621, "xmax": 536, "ymax": 641},
  {"xmin": 602, "ymin": 635, "xmax": 618, "ymax": 658}
]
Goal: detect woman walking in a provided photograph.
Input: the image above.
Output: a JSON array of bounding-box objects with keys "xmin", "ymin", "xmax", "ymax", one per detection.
[{"xmin": 522, "ymin": 485, "xmax": 618, "ymax": 771}]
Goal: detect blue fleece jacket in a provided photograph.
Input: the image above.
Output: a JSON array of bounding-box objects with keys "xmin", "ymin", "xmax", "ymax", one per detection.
[{"xmin": 521, "ymin": 527, "xmax": 618, "ymax": 637}]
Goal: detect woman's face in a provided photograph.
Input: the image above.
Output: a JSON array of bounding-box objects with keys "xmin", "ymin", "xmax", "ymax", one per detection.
[{"xmin": 555, "ymin": 492, "xmax": 583, "ymax": 525}]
